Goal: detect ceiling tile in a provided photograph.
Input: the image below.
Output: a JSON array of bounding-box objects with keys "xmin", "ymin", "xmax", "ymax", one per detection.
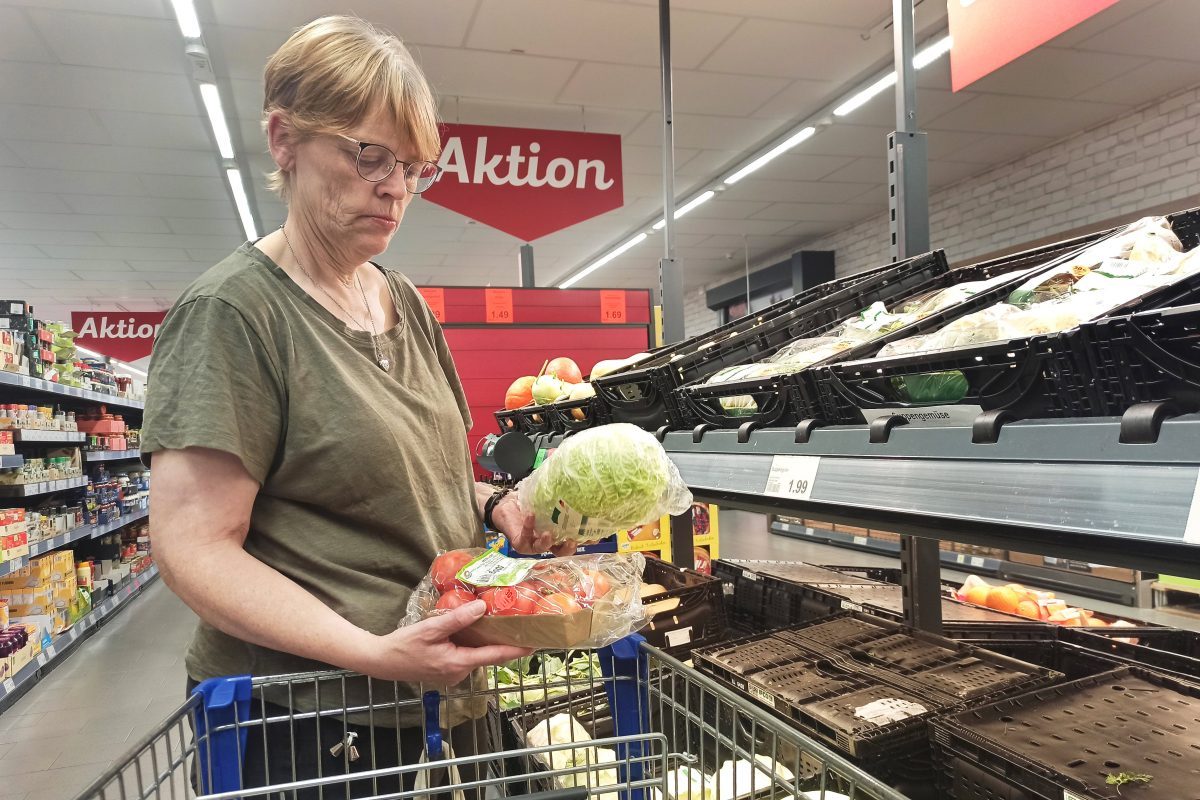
[
  {"xmin": 934, "ymin": 132, "xmax": 1054, "ymax": 166},
  {"xmin": 842, "ymin": 87, "xmax": 978, "ymax": 130},
  {"xmin": 38, "ymin": 245, "xmax": 189, "ymax": 261},
  {"xmin": 98, "ymin": 232, "xmax": 240, "ymax": 250},
  {"xmin": 7, "ymin": 141, "xmax": 219, "ymax": 177},
  {"xmin": 64, "ymin": 195, "xmax": 234, "ymax": 220},
  {"xmin": 26, "ymin": 8, "xmax": 184, "ymax": 73},
  {"xmin": 137, "ymin": 174, "xmax": 231, "ymax": 201},
  {"xmin": 0, "ymin": 230, "xmax": 105, "ymax": 247},
  {"xmin": 634, "ymin": 0, "xmax": 894, "ymax": 29},
  {"xmin": 802, "ymin": 124, "xmax": 893, "ymax": 158},
  {"xmin": 686, "ymin": 198, "xmax": 772, "ymax": 220},
  {"xmin": 673, "ymin": 217, "xmax": 795, "ymax": 236},
  {"xmin": 928, "ymin": 160, "xmax": 987, "ymax": 189},
  {"xmin": 0, "ymin": 143, "xmax": 21, "ymax": 168},
  {"xmin": 0, "ymin": 212, "xmax": 171, "ymax": 235},
  {"xmin": 467, "ymin": 0, "xmax": 739, "ymax": 69},
  {"xmin": 93, "ymin": 110, "xmax": 211, "ymax": 150},
  {"xmin": 967, "ymin": 47, "xmax": 1149, "ymax": 100},
  {"xmin": 1077, "ymin": 59, "xmax": 1200, "ymax": 106},
  {"xmin": 725, "ymin": 178, "xmax": 881, "ymax": 205},
  {"xmin": 0, "ymin": 105, "xmax": 112, "ymax": 146},
  {"xmin": 127, "ymin": 261, "xmax": 212, "ymax": 273},
  {"xmin": 765, "ymin": 153, "xmax": 856, "ymax": 182},
  {"xmin": 627, "ymin": 113, "xmax": 780, "ymax": 150},
  {"xmin": 750, "ymin": 77, "xmax": 839, "ymax": 120},
  {"xmin": 677, "ymin": 149, "xmax": 739, "ymax": 178},
  {"xmin": 42, "ymin": 260, "xmax": 136, "ymax": 273},
  {"xmin": 750, "ymin": 202, "xmax": 880, "ymax": 223},
  {"xmin": 0, "ymin": 63, "xmax": 196, "ymax": 115},
  {"xmin": 187, "ymin": 248, "xmax": 242, "ymax": 262},
  {"xmin": 818, "ymin": 158, "xmax": 886, "ymax": 184},
  {"xmin": 1049, "ymin": 0, "xmax": 1169, "ymax": 47},
  {"xmin": 209, "ymin": 0, "xmax": 480, "ymax": 46},
  {"xmin": 0, "ymin": 7, "xmax": 57, "ymax": 64},
  {"xmin": 0, "ymin": 193, "xmax": 71, "ymax": 214},
  {"xmin": 623, "ymin": 144, "xmax": 694, "ymax": 174},
  {"xmin": 445, "ymin": 97, "xmax": 647, "ymax": 136},
  {"xmin": 700, "ymin": 18, "xmax": 892, "ymax": 80},
  {"xmin": 925, "ymin": 95, "xmax": 1128, "ymax": 138},
  {"xmin": 418, "ymin": 47, "xmax": 579, "ymax": 105},
  {"xmin": 0, "ymin": 245, "xmax": 49, "ymax": 260},
  {"xmin": 166, "ymin": 218, "xmax": 242, "ymax": 236}
]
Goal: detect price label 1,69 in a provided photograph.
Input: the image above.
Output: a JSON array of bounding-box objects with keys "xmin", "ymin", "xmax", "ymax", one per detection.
[{"xmin": 763, "ymin": 455, "xmax": 821, "ymax": 501}]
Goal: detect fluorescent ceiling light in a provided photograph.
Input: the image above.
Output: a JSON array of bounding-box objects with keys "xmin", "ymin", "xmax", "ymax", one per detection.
[
  {"xmin": 652, "ymin": 190, "xmax": 716, "ymax": 230},
  {"xmin": 832, "ymin": 35, "xmax": 953, "ymax": 118},
  {"xmin": 723, "ymin": 126, "xmax": 816, "ymax": 185},
  {"xmin": 913, "ymin": 35, "xmax": 954, "ymax": 69},
  {"xmin": 199, "ymin": 83, "xmax": 235, "ymax": 159},
  {"xmin": 833, "ymin": 72, "xmax": 898, "ymax": 117},
  {"xmin": 169, "ymin": 0, "xmax": 202, "ymax": 39},
  {"xmin": 226, "ymin": 168, "xmax": 259, "ymax": 240},
  {"xmin": 559, "ymin": 233, "xmax": 648, "ymax": 289}
]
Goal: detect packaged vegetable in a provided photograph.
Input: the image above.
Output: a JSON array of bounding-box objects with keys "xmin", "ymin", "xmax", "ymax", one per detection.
[
  {"xmin": 403, "ymin": 549, "xmax": 650, "ymax": 649},
  {"xmin": 517, "ymin": 423, "xmax": 692, "ymax": 544}
]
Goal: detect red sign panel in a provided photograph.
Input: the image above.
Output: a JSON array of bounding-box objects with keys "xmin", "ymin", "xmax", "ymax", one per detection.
[
  {"xmin": 423, "ymin": 123, "xmax": 623, "ymax": 241},
  {"xmin": 949, "ymin": 0, "xmax": 1119, "ymax": 91},
  {"xmin": 418, "ymin": 287, "xmax": 446, "ymax": 323},
  {"xmin": 71, "ymin": 311, "xmax": 166, "ymax": 363}
]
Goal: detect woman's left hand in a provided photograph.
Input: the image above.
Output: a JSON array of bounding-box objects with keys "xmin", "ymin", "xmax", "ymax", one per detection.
[{"xmin": 491, "ymin": 493, "xmax": 577, "ymax": 557}]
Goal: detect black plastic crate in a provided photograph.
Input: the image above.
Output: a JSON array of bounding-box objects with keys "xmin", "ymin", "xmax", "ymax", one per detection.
[
  {"xmin": 544, "ymin": 393, "xmax": 612, "ymax": 432},
  {"xmin": 816, "ymin": 207, "xmax": 1200, "ymax": 426},
  {"xmin": 494, "ymin": 405, "xmax": 559, "ymax": 435},
  {"xmin": 961, "ymin": 638, "xmax": 1130, "ymax": 681},
  {"xmin": 1059, "ymin": 626, "xmax": 1200, "ymax": 680},
  {"xmin": 678, "ymin": 232, "xmax": 1111, "ymax": 430},
  {"xmin": 1075, "ymin": 302, "xmax": 1200, "ymax": 420},
  {"xmin": 639, "ymin": 556, "xmax": 728, "ymax": 654},
  {"xmin": 593, "ymin": 250, "xmax": 950, "ymax": 430},
  {"xmin": 931, "ymin": 666, "xmax": 1200, "ymax": 800},
  {"xmin": 790, "ymin": 583, "xmax": 1031, "ymax": 627},
  {"xmin": 711, "ymin": 559, "xmax": 884, "ymax": 630}
]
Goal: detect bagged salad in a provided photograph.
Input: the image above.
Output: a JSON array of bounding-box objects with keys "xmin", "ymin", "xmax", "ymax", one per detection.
[
  {"xmin": 516, "ymin": 423, "xmax": 692, "ymax": 544},
  {"xmin": 402, "ymin": 548, "xmax": 650, "ymax": 649}
]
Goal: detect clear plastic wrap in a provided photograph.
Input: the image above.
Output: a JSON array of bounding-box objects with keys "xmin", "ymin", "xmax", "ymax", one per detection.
[
  {"xmin": 516, "ymin": 423, "xmax": 692, "ymax": 544},
  {"xmin": 402, "ymin": 548, "xmax": 650, "ymax": 649}
]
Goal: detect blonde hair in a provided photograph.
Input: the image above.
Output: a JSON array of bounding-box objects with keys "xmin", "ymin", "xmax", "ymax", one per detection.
[{"xmin": 262, "ymin": 15, "xmax": 440, "ymax": 200}]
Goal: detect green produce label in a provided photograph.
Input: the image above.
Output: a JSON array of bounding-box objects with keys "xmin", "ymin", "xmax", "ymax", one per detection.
[{"xmin": 457, "ymin": 549, "xmax": 535, "ymax": 587}]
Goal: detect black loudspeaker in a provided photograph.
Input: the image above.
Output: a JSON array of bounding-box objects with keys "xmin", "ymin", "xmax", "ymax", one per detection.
[{"xmin": 475, "ymin": 432, "xmax": 536, "ymax": 479}]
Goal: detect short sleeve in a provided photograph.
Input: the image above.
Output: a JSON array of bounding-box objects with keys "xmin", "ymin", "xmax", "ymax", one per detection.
[{"xmin": 141, "ymin": 296, "xmax": 285, "ymax": 483}]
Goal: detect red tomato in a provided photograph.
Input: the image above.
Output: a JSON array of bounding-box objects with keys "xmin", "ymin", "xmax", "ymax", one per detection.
[
  {"xmin": 544, "ymin": 592, "xmax": 582, "ymax": 615},
  {"xmin": 435, "ymin": 588, "xmax": 477, "ymax": 612},
  {"xmin": 479, "ymin": 585, "xmax": 541, "ymax": 616},
  {"xmin": 531, "ymin": 563, "xmax": 575, "ymax": 593},
  {"xmin": 430, "ymin": 551, "xmax": 474, "ymax": 594},
  {"xmin": 573, "ymin": 569, "xmax": 612, "ymax": 603}
]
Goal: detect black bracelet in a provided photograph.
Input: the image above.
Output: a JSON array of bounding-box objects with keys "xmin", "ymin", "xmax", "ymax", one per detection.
[{"xmin": 483, "ymin": 488, "xmax": 511, "ymax": 531}]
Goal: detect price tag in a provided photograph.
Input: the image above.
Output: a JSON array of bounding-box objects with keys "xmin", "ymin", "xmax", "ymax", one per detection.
[
  {"xmin": 2, "ymin": 679, "xmax": 14, "ymax": 694},
  {"xmin": 841, "ymin": 600, "xmax": 863, "ymax": 612},
  {"xmin": 1064, "ymin": 792, "xmax": 1088, "ymax": 800},
  {"xmin": 600, "ymin": 290, "xmax": 626, "ymax": 324},
  {"xmin": 484, "ymin": 288, "xmax": 513, "ymax": 324},
  {"xmin": 418, "ymin": 287, "xmax": 446, "ymax": 323},
  {"xmin": 970, "ymin": 556, "xmax": 986, "ymax": 568},
  {"xmin": 1184, "ymin": 470, "xmax": 1200, "ymax": 544},
  {"xmin": 763, "ymin": 456, "xmax": 821, "ymax": 501},
  {"xmin": 36, "ymin": 654, "xmax": 46, "ymax": 667},
  {"xmin": 68, "ymin": 628, "xmax": 78, "ymax": 641},
  {"xmin": 852, "ymin": 536, "xmax": 868, "ymax": 546},
  {"xmin": 45, "ymin": 645, "xmax": 56, "ymax": 658},
  {"xmin": 955, "ymin": 553, "xmax": 966, "ymax": 564}
]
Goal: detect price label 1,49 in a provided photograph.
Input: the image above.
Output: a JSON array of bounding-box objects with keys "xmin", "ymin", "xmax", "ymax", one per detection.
[
  {"xmin": 485, "ymin": 288, "xmax": 513, "ymax": 324},
  {"xmin": 763, "ymin": 455, "xmax": 821, "ymax": 501}
]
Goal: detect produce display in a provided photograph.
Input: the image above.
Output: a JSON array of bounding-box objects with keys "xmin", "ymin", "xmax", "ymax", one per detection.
[
  {"xmin": 700, "ymin": 272, "xmax": 1017, "ymax": 414},
  {"xmin": 404, "ymin": 549, "xmax": 650, "ymax": 649},
  {"xmin": 955, "ymin": 575, "xmax": 1138, "ymax": 631},
  {"xmin": 503, "ymin": 353, "xmax": 652, "ymax": 413},
  {"xmin": 516, "ymin": 423, "xmax": 692, "ymax": 544}
]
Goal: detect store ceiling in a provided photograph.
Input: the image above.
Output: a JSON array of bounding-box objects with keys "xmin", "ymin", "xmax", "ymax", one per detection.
[{"xmin": 1, "ymin": 0, "xmax": 1199, "ymax": 311}]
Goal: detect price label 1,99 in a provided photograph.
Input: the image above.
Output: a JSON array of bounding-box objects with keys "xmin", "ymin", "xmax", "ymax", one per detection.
[{"xmin": 763, "ymin": 455, "xmax": 821, "ymax": 501}]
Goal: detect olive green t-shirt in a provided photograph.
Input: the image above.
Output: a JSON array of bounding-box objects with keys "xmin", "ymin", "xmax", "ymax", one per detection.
[{"xmin": 142, "ymin": 243, "xmax": 482, "ymax": 717}]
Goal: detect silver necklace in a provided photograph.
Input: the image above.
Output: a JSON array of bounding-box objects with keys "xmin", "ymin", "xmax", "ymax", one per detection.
[{"xmin": 280, "ymin": 224, "xmax": 391, "ymax": 370}]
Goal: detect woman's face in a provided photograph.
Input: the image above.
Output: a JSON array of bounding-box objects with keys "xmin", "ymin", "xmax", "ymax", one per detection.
[{"xmin": 280, "ymin": 109, "xmax": 420, "ymax": 262}]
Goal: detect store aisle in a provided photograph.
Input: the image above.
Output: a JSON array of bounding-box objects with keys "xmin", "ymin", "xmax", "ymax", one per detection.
[{"xmin": 0, "ymin": 578, "xmax": 196, "ymax": 800}]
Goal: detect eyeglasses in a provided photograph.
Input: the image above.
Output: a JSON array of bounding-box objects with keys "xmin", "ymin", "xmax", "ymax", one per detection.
[{"xmin": 335, "ymin": 134, "xmax": 442, "ymax": 193}]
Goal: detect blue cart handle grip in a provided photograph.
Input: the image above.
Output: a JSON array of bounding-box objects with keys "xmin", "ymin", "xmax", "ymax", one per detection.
[{"xmin": 423, "ymin": 690, "xmax": 443, "ymax": 759}]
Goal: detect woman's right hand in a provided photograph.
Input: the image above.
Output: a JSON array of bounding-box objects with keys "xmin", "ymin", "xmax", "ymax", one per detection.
[{"xmin": 359, "ymin": 600, "xmax": 532, "ymax": 685}]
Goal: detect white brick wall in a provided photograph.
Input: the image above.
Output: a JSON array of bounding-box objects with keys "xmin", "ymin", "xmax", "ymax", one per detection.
[{"xmin": 681, "ymin": 82, "xmax": 1200, "ymax": 337}]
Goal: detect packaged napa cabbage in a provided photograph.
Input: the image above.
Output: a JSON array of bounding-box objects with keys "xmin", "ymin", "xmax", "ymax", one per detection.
[
  {"xmin": 891, "ymin": 371, "xmax": 969, "ymax": 404},
  {"xmin": 518, "ymin": 423, "xmax": 692, "ymax": 544}
]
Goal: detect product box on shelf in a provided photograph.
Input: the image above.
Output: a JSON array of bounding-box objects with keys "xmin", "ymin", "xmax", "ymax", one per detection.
[
  {"xmin": 832, "ymin": 523, "xmax": 871, "ymax": 537},
  {"xmin": 1, "ymin": 531, "xmax": 27, "ymax": 562},
  {"xmin": 1006, "ymin": 551, "xmax": 1137, "ymax": 583},
  {"xmin": 869, "ymin": 529, "xmax": 902, "ymax": 543}
]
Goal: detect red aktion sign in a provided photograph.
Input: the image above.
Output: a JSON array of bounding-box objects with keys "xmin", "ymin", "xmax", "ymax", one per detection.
[
  {"xmin": 423, "ymin": 123, "xmax": 624, "ymax": 241},
  {"xmin": 949, "ymin": 0, "xmax": 1119, "ymax": 91},
  {"xmin": 71, "ymin": 311, "xmax": 166, "ymax": 363}
]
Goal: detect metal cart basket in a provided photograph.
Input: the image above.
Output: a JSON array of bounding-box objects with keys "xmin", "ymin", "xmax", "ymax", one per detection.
[{"xmin": 75, "ymin": 635, "xmax": 905, "ymax": 800}]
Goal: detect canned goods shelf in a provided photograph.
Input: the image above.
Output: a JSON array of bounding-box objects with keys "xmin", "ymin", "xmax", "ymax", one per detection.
[
  {"xmin": 82, "ymin": 449, "xmax": 140, "ymax": 463},
  {"xmin": 0, "ymin": 476, "xmax": 87, "ymax": 497},
  {"xmin": 0, "ymin": 455, "xmax": 23, "ymax": 470},
  {"xmin": 0, "ymin": 508, "xmax": 149, "ymax": 578},
  {"xmin": 0, "ymin": 565, "xmax": 158, "ymax": 714},
  {"xmin": 90, "ymin": 507, "xmax": 148, "ymax": 538}
]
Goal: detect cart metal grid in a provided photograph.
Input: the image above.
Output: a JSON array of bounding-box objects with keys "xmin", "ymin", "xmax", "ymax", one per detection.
[{"xmin": 75, "ymin": 635, "xmax": 906, "ymax": 800}]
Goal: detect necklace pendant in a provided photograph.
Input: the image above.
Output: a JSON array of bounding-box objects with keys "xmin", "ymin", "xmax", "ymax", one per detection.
[{"xmin": 378, "ymin": 357, "xmax": 391, "ymax": 370}]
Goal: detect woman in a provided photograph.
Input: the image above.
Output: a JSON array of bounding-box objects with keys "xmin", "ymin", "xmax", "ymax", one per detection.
[{"xmin": 143, "ymin": 15, "xmax": 569, "ymax": 797}]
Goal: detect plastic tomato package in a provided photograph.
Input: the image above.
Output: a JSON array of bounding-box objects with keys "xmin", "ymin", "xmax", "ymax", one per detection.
[
  {"xmin": 402, "ymin": 549, "xmax": 651, "ymax": 649},
  {"xmin": 516, "ymin": 423, "xmax": 693, "ymax": 545}
]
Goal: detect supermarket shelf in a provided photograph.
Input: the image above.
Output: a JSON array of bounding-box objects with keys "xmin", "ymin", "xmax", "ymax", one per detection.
[
  {"xmin": 0, "ymin": 476, "xmax": 86, "ymax": 498},
  {"xmin": 83, "ymin": 449, "xmax": 140, "ymax": 463},
  {"xmin": 0, "ymin": 565, "xmax": 158, "ymax": 713},
  {"xmin": 770, "ymin": 519, "xmax": 1150, "ymax": 607},
  {"xmin": 11, "ymin": 430, "xmax": 85, "ymax": 444},
  {"xmin": 0, "ymin": 508, "xmax": 149, "ymax": 577},
  {"xmin": 91, "ymin": 506, "xmax": 148, "ymax": 538},
  {"xmin": 0, "ymin": 370, "xmax": 143, "ymax": 411},
  {"xmin": 656, "ymin": 414, "xmax": 1200, "ymax": 580},
  {"xmin": 0, "ymin": 455, "xmax": 22, "ymax": 470}
]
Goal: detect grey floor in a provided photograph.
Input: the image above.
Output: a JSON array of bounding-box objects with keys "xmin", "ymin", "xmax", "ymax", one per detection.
[{"xmin": 4, "ymin": 512, "xmax": 1195, "ymax": 798}]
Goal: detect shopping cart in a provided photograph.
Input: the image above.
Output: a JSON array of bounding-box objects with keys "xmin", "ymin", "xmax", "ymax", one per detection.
[{"xmin": 75, "ymin": 634, "xmax": 906, "ymax": 800}]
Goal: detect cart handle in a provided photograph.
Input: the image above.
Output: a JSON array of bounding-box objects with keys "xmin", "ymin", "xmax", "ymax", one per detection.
[{"xmin": 422, "ymin": 689, "xmax": 444, "ymax": 759}]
